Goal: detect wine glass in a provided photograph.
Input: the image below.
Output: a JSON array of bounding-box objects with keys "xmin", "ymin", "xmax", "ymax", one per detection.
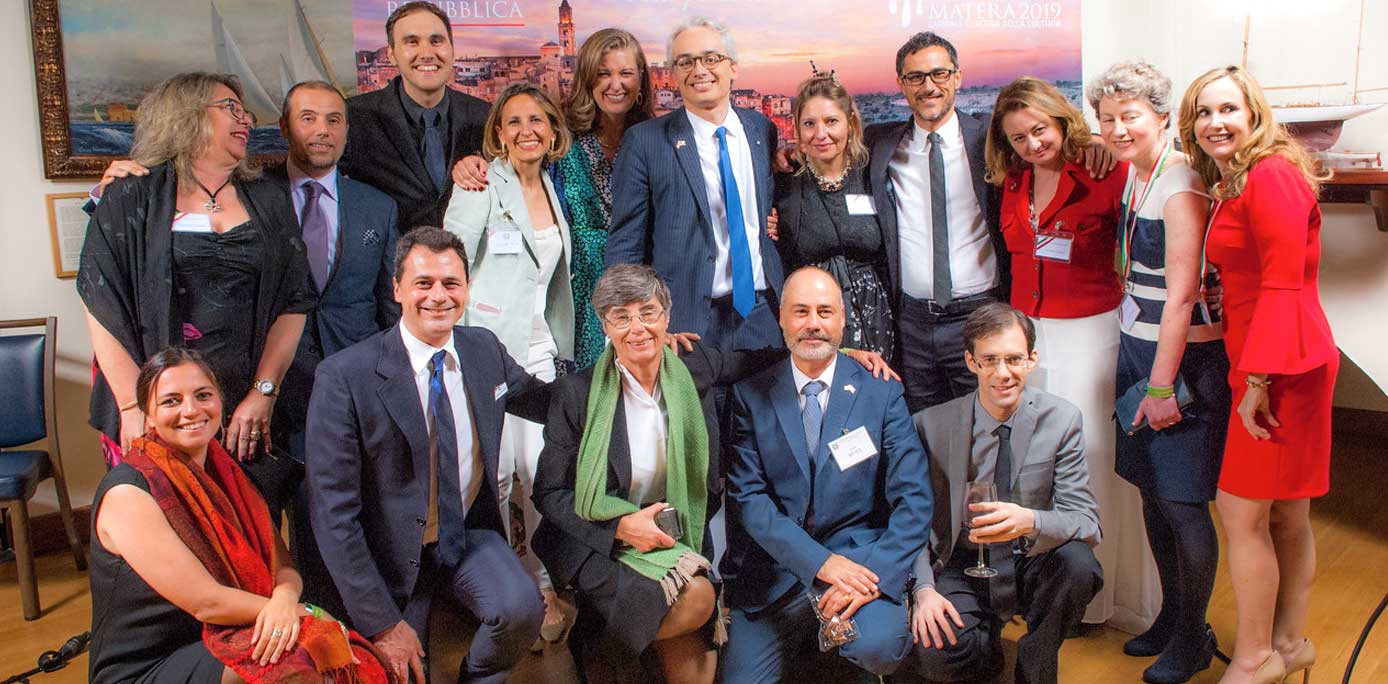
[{"xmin": 963, "ymin": 481, "xmax": 999, "ymax": 579}]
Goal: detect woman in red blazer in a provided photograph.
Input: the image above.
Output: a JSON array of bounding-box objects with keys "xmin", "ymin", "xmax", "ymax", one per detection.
[
  {"xmin": 1179, "ymin": 66, "xmax": 1336, "ymax": 684},
  {"xmin": 983, "ymin": 77, "xmax": 1152, "ymax": 629}
]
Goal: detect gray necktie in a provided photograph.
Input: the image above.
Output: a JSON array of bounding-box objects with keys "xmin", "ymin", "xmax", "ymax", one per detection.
[
  {"xmin": 299, "ymin": 180, "xmax": 332, "ymax": 290},
  {"xmin": 801, "ymin": 380, "xmax": 826, "ymax": 460},
  {"xmin": 928, "ymin": 131, "xmax": 953, "ymax": 304},
  {"xmin": 423, "ymin": 109, "xmax": 447, "ymax": 193}
]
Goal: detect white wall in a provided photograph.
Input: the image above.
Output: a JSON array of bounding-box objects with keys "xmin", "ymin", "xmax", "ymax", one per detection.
[{"xmin": 3, "ymin": 0, "xmax": 1386, "ymax": 514}]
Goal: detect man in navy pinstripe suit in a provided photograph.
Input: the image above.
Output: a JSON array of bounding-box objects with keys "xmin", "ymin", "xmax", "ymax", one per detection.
[{"xmin": 604, "ymin": 15, "xmax": 785, "ymax": 353}]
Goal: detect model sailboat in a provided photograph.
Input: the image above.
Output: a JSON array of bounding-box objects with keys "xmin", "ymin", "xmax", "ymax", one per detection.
[{"xmin": 211, "ymin": 0, "xmax": 341, "ymax": 126}]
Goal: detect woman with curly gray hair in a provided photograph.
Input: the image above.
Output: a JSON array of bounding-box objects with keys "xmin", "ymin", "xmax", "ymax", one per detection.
[
  {"xmin": 78, "ymin": 72, "xmax": 313, "ymax": 494},
  {"xmin": 1088, "ymin": 61, "xmax": 1229, "ymax": 684}
]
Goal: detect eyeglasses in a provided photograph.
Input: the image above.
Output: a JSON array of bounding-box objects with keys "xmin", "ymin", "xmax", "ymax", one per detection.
[
  {"xmin": 208, "ymin": 98, "xmax": 257, "ymax": 127},
  {"xmin": 672, "ymin": 51, "xmax": 729, "ymax": 72},
  {"xmin": 974, "ymin": 354, "xmax": 1033, "ymax": 370},
  {"xmin": 604, "ymin": 307, "xmax": 667, "ymax": 330},
  {"xmin": 899, "ymin": 68, "xmax": 958, "ymax": 87}
]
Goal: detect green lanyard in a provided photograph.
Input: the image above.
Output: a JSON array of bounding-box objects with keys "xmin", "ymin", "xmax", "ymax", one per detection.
[{"xmin": 1119, "ymin": 141, "xmax": 1172, "ymax": 283}]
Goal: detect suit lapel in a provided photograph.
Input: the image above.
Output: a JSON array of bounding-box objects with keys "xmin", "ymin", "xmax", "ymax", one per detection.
[
  {"xmin": 670, "ymin": 110, "xmax": 714, "ymax": 237},
  {"xmin": 816, "ymin": 359, "xmax": 862, "ymax": 467},
  {"xmin": 377, "ymin": 331, "xmax": 430, "ymax": 483},
  {"xmin": 948, "ymin": 393, "xmax": 974, "ymax": 549},
  {"xmin": 324, "ymin": 177, "xmax": 350, "ymax": 293},
  {"xmin": 1010, "ymin": 388, "xmax": 1039, "ymax": 480},
  {"xmin": 736, "ymin": 109, "xmax": 771, "ymax": 219},
  {"xmin": 956, "ymin": 110, "xmax": 991, "ymax": 212},
  {"xmin": 382, "ymin": 79, "xmax": 435, "ymax": 192},
  {"xmin": 770, "ymin": 364, "xmax": 812, "ymax": 485},
  {"xmin": 609, "ymin": 393, "xmax": 633, "ymax": 495},
  {"xmin": 491, "ymin": 162, "xmax": 542, "ymax": 268},
  {"xmin": 455, "ymin": 334, "xmax": 498, "ymax": 483}
]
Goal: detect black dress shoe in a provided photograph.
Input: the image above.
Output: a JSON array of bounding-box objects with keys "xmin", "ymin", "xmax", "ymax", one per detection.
[
  {"xmin": 1141, "ymin": 625, "xmax": 1217, "ymax": 684},
  {"xmin": 1123, "ymin": 628, "xmax": 1172, "ymax": 657}
]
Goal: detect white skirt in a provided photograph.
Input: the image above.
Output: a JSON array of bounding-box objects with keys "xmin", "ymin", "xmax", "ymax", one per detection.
[{"xmin": 1031, "ymin": 309, "xmax": 1159, "ymax": 632}]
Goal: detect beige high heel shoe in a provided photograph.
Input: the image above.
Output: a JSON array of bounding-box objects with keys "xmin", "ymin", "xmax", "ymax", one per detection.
[
  {"xmin": 1222, "ymin": 651, "xmax": 1287, "ymax": 684},
  {"xmin": 1282, "ymin": 638, "xmax": 1316, "ymax": 684}
]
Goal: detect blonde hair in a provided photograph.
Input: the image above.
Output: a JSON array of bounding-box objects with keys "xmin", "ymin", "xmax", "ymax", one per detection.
[
  {"xmin": 483, "ymin": 83, "xmax": 572, "ymax": 163},
  {"xmin": 984, "ymin": 77, "xmax": 1091, "ymax": 185},
  {"xmin": 564, "ymin": 28, "xmax": 655, "ymax": 135},
  {"xmin": 1177, "ymin": 65, "xmax": 1325, "ymax": 199},
  {"xmin": 792, "ymin": 74, "xmax": 869, "ymax": 173},
  {"xmin": 130, "ymin": 72, "xmax": 260, "ymax": 188}
]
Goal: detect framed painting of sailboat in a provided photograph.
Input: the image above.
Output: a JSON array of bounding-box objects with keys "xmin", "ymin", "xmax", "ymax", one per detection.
[{"xmin": 30, "ymin": 0, "xmax": 355, "ymax": 179}]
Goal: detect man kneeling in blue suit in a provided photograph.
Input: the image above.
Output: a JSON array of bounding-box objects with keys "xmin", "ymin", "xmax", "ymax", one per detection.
[{"xmin": 721, "ymin": 267, "xmax": 932, "ymax": 682}]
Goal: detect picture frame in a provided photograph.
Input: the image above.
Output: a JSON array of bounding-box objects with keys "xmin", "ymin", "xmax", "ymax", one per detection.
[{"xmin": 46, "ymin": 191, "xmax": 89, "ymax": 278}]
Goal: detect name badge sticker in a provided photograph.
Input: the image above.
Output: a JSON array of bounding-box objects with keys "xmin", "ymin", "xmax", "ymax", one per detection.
[
  {"xmin": 1033, "ymin": 231, "xmax": 1073, "ymax": 263},
  {"xmin": 828, "ymin": 426, "xmax": 878, "ymax": 471},
  {"xmin": 845, "ymin": 194, "xmax": 877, "ymax": 216},
  {"xmin": 489, "ymin": 229, "xmax": 523, "ymax": 255},
  {"xmin": 1119, "ymin": 294, "xmax": 1140, "ymax": 331}
]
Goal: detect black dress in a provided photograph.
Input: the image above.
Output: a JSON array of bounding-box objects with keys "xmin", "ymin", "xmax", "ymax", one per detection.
[
  {"xmin": 89, "ymin": 466, "xmax": 224, "ymax": 684},
  {"xmin": 172, "ymin": 225, "xmax": 262, "ymax": 403},
  {"xmin": 774, "ymin": 167, "xmax": 895, "ymax": 360}
]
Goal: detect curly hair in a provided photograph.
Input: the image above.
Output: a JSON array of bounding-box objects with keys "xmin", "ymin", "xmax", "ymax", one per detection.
[
  {"xmin": 1177, "ymin": 65, "xmax": 1325, "ymax": 199},
  {"xmin": 563, "ymin": 28, "xmax": 655, "ymax": 136},
  {"xmin": 983, "ymin": 76, "xmax": 1091, "ymax": 185},
  {"xmin": 482, "ymin": 83, "xmax": 573, "ymax": 164},
  {"xmin": 130, "ymin": 72, "xmax": 260, "ymax": 189},
  {"xmin": 1086, "ymin": 61, "xmax": 1173, "ymax": 118}
]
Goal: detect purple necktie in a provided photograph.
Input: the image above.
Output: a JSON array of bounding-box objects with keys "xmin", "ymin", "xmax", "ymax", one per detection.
[{"xmin": 300, "ymin": 180, "xmax": 332, "ymax": 290}]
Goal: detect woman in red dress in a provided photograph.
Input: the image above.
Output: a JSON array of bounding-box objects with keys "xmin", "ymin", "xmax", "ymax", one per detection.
[{"xmin": 1179, "ymin": 66, "xmax": 1336, "ymax": 684}]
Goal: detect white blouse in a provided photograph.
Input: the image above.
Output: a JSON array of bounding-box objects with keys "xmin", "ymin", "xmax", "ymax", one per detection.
[{"xmin": 616, "ymin": 358, "xmax": 668, "ymax": 506}]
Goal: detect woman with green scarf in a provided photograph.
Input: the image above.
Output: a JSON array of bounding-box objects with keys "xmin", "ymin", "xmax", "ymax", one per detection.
[{"xmin": 530, "ymin": 264, "xmax": 780, "ymax": 683}]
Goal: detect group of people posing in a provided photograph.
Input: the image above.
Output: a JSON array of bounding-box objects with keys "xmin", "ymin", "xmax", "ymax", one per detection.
[{"xmin": 76, "ymin": 3, "xmax": 1337, "ymax": 684}]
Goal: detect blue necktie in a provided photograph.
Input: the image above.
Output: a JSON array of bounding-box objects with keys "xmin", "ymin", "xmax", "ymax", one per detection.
[
  {"xmin": 423, "ymin": 109, "xmax": 447, "ymax": 194},
  {"xmin": 299, "ymin": 180, "xmax": 332, "ymax": 290},
  {"xmin": 715, "ymin": 126, "xmax": 755, "ymax": 317},
  {"xmin": 801, "ymin": 380, "xmax": 826, "ymax": 460},
  {"xmin": 429, "ymin": 350, "xmax": 466, "ymax": 567}
]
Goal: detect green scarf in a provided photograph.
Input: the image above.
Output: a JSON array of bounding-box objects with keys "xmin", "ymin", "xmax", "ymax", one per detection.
[{"xmin": 574, "ymin": 345, "xmax": 711, "ymax": 604}]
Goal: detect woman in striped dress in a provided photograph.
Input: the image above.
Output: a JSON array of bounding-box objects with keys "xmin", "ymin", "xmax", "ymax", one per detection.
[{"xmin": 1090, "ymin": 62, "xmax": 1231, "ymax": 684}]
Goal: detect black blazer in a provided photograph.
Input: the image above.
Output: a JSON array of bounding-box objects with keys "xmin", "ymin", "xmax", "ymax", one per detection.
[
  {"xmin": 305, "ymin": 324, "xmax": 551, "ymax": 637},
  {"xmin": 864, "ymin": 110, "xmax": 1009, "ymax": 304},
  {"xmin": 339, "ymin": 77, "xmax": 490, "ymax": 231},
  {"xmin": 530, "ymin": 343, "xmax": 783, "ymax": 589},
  {"xmin": 265, "ymin": 165, "xmax": 402, "ymax": 438},
  {"xmin": 771, "ymin": 167, "xmax": 889, "ymax": 276}
]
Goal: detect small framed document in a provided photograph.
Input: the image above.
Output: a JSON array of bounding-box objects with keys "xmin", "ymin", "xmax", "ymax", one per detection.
[{"xmin": 46, "ymin": 192, "xmax": 90, "ymax": 279}]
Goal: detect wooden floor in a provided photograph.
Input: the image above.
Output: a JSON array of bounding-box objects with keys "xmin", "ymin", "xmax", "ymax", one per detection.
[{"xmin": 3, "ymin": 425, "xmax": 1386, "ymax": 684}]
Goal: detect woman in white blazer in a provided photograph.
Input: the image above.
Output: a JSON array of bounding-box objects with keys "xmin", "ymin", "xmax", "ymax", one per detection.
[{"xmin": 443, "ymin": 82, "xmax": 574, "ymax": 644}]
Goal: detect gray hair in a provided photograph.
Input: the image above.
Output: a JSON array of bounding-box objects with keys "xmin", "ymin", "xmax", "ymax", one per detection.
[
  {"xmin": 1086, "ymin": 61, "xmax": 1173, "ymax": 118},
  {"xmin": 591, "ymin": 264, "xmax": 672, "ymax": 320},
  {"xmin": 666, "ymin": 15, "xmax": 738, "ymax": 64}
]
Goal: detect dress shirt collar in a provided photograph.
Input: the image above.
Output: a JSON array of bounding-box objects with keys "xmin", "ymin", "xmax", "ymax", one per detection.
[
  {"xmin": 973, "ymin": 393, "xmax": 1017, "ymax": 434},
  {"xmin": 614, "ymin": 357, "xmax": 662, "ymax": 404},
  {"xmin": 399, "ymin": 84, "xmax": 449, "ymax": 129},
  {"xmin": 287, "ymin": 157, "xmax": 339, "ymax": 201},
  {"xmin": 790, "ymin": 355, "xmax": 838, "ymax": 397},
  {"xmin": 400, "ymin": 323, "xmax": 457, "ymax": 375},
  {"xmin": 907, "ymin": 109, "xmax": 962, "ymax": 153},
  {"xmin": 686, "ymin": 106, "xmax": 744, "ymax": 142}
]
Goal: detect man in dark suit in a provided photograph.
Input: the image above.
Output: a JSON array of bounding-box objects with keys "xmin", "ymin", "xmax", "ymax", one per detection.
[
  {"xmin": 720, "ymin": 267, "xmax": 932, "ymax": 682},
  {"xmin": 307, "ymin": 228, "xmax": 549, "ymax": 684},
  {"xmin": 604, "ymin": 16, "xmax": 784, "ymax": 352},
  {"xmin": 898, "ymin": 304, "xmax": 1101, "ymax": 684},
  {"xmin": 863, "ymin": 32, "xmax": 1008, "ymax": 414},
  {"xmin": 339, "ymin": 1, "xmax": 490, "ymax": 231}
]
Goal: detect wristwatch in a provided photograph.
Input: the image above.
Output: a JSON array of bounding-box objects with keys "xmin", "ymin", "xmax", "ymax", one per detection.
[{"xmin": 254, "ymin": 378, "xmax": 279, "ymax": 397}]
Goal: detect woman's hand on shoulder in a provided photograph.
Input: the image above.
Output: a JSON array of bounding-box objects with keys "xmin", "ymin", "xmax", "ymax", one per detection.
[{"xmin": 844, "ymin": 348, "xmax": 900, "ymax": 382}]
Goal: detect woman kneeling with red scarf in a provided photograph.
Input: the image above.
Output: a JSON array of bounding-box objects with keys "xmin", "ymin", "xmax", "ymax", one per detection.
[{"xmin": 88, "ymin": 348, "xmax": 386, "ymax": 684}]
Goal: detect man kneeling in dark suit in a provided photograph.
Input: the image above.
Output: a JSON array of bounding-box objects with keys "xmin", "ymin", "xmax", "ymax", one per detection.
[
  {"xmin": 721, "ymin": 267, "xmax": 932, "ymax": 683},
  {"xmin": 898, "ymin": 303, "xmax": 1102, "ymax": 684},
  {"xmin": 306, "ymin": 228, "xmax": 549, "ymax": 684}
]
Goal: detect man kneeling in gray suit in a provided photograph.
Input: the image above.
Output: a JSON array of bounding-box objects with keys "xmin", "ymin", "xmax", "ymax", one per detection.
[{"xmin": 897, "ymin": 303, "xmax": 1102, "ymax": 684}]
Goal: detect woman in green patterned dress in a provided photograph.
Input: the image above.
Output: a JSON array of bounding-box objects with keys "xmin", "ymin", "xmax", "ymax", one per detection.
[{"xmin": 555, "ymin": 28, "xmax": 656, "ymax": 368}]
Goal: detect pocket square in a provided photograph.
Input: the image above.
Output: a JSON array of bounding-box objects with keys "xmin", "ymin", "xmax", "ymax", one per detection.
[{"xmin": 362, "ymin": 228, "xmax": 380, "ymax": 246}]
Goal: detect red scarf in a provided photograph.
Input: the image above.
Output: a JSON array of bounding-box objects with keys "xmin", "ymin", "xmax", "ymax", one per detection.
[{"xmin": 124, "ymin": 434, "xmax": 387, "ymax": 684}]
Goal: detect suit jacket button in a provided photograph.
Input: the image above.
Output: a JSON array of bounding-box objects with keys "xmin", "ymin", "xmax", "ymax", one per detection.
[
  {"xmin": 707, "ymin": 255, "xmax": 715, "ymax": 263},
  {"xmin": 416, "ymin": 517, "xmax": 426, "ymax": 526},
  {"xmin": 795, "ymin": 516, "xmax": 804, "ymax": 525},
  {"xmin": 1032, "ymin": 291, "xmax": 1039, "ymax": 298},
  {"xmin": 409, "ymin": 558, "xmax": 420, "ymax": 567}
]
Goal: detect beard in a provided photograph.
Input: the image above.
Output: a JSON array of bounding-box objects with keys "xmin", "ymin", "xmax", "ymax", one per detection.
[{"xmin": 786, "ymin": 329, "xmax": 839, "ymax": 361}]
